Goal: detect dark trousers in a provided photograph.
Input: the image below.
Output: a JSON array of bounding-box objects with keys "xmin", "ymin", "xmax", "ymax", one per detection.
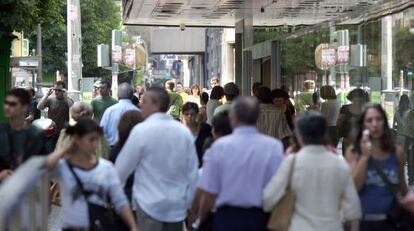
[
  {"xmin": 360, "ymin": 220, "xmax": 397, "ymax": 231},
  {"xmin": 213, "ymin": 206, "xmax": 269, "ymax": 231}
]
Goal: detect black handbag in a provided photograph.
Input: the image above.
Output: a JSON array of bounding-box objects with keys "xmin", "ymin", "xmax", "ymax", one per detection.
[
  {"xmin": 369, "ymin": 157, "xmax": 414, "ymax": 231},
  {"xmin": 67, "ymin": 162, "xmax": 116, "ymax": 231}
]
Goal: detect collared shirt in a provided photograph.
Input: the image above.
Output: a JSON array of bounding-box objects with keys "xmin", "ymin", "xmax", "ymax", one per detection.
[
  {"xmin": 263, "ymin": 146, "xmax": 361, "ymax": 231},
  {"xmin": 100, "ymin": 99, "xmax": 140, "ymax": 146},
  {"xmin": 115, "ymin": 113, "xmax": 198, "ymax": 222},
  {"xmin": 213, "ymin": 101, "xmax": 232, "ymax": 116},
  {"xmin": 199, "ymin": 126, "xmax": 284, "ymax": 208}
]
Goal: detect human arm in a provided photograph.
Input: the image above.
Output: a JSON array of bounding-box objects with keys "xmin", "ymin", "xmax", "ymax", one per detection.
[
  {"xmin": 186, "ymin": 138, "xmax": 199, "ymax": 208},
  {"xmin": 115, "ymin": 128, "xmax": 143, "ymax": 186},
  {"xmin": 340, "ymin": 163, "xmax": 362, "ymax": 221},
  {"xmin": 37, "ymin": 88, "xmax": 53, "ymax": 110},
  {"xmin": 396, "ymin": 145, "xmax": 409, "ymax": 195},
  {"xmin": 188, "ymin": 188, "xmax": 217, "ymax": 229},
  {"xmin": 46, "ymin": 142, "xmax": 73, "ymax": 169},
  {"xmin": 263, "ymin": 155, "xmax": 293, "ymax": 212}
]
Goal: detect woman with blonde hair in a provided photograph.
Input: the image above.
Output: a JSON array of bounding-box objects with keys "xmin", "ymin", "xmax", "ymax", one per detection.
[{"xmin": 55, "ymin": 102, "xmax": 110, "ymax": 159}]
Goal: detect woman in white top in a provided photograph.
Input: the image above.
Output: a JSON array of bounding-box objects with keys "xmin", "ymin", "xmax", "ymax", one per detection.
[
  {"xmin": 320, "ymin": 86, "xmax": 340, "ymax": 147},
  {"xmin": 263, "ymin": 111, "xmax": 361, "ymax": 231},
  {"xmin": 188, "ymin": 84, "xmax": 201, "ymax": 107},
  {"xmin": 46, "ymin": 119, "xmax": 138, "ymax": 231}
]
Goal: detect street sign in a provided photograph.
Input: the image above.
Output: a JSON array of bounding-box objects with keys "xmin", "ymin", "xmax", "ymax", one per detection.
[{"xmin": 408, "ymin": 72, "xmax": 413, "ymax": 76}]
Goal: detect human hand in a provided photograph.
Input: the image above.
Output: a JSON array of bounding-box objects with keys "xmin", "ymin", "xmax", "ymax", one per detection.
[
  {"xmin": 47, "ymin": 88, "xmax": 54, "ymax": 97},
  {"xmin": 0, "ymin": 169, "xmax": 13, "ymax": 181},
  {"xmin": 399, "ymin": 191, "xmax": 414, "ymax": 213},
  {"xmin": 63, "ymin": 138, "xmax": 77, "ymax": 154},
  {"xmin": 360, "ymin": 129, "xmax": 372, "ymax": 157}
]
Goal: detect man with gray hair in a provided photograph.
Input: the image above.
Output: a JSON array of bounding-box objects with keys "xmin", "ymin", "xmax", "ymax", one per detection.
[
  {"xmin": 100, "ymin": 82, "xmax": 140, "ymax": 146},
  {"xmin": 190, "ymin": 96, "xmax": 285, "ymax": 231}
]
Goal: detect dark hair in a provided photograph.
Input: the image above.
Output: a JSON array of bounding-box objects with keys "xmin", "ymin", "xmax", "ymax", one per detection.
[
  {"xmin": 26, "ymin": 87, "xmax": 35, "ymax": 97},
  {"xmin": 347, "ymin": 88, "xmax": 368, "ymax": 102},
  {"xmin": 398, "ymin": 94, "xmax": 411, "ymax": 116},
  {"xmin": 320, "ymin": 85, "xmax": 336, "ymax": 100},
  {"xmin": 210, "ymin": 86, "xmax": 225, "ymax": 100},
  {"xmin": 257, "ymin": 86, "xmax": 273, "ymax": 104},
  {"xmin": 312, "ymin": 92, "xmax": 320, "ymax": 105},
  {"xmin": 55, "ymin": 81, "xmax": 66, "ymax": 89},
  {"xmin": 182, "ymin": 102, "xmax": 199, "ymax": 114},
  {"xmin": 271, "ymin": 89, "xmax": 289, "ymax": 100},
  {"xmin": 65, "ymin": 119, "xmax": 103, "ymax": 137},
  {"xmin": 166, "ymin": 81, "xmax": 175, "ymax": 91},
  {"xmin": 295, "ymin": 111, "xmax": 327, "ymax": 145},
  {"xmin": 212, "ymin": 112, "xmax": 232, "ymax": 136},
  {"xmin": 147, "ymin": 87, "xmax": 170, "ymax": 112},
  {"xmin": 232, "ymin": 96, "xmax": 260, "ymax": 125},
  {"xmin": 353, "ymin": 104, "xmax": 394, "ymax": 153},
  {"xmin": 191, "ymin": 84, "xmax": 201, "ymax": 96},
  {"xmin": 118, "ymin": 111, "xmax": 143, "ymax": 146},
  {"xmin": 252, "ymin": 82, "xmax": 262, "ymax": 96},
  {"xmin": 100, "ymin": 80, "xmax": 111, "ymax": 89},
  {"xmin": 201, "ymin": 92, "xmax": 209, "ymax": 105},
  {"xmin": 7, "ymin": 88, "xmax": 31, "ymax": 105}
]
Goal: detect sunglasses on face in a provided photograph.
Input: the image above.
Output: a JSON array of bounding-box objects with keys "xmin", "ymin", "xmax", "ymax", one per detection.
[
  {"xmin": 54, "ymin": 89, "xmax": 64, "ymax": 93},
  {"xmin": 4, "ymin": 100, "xmax": 18, "ymax": 107}
]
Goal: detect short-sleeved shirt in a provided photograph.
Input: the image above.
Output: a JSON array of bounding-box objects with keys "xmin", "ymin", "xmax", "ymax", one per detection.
[
  {"xmin": 53, "ymin": 159, "xmax": 129, "ymax": 229},
  {"xmin": 199, "ymin": 126, "xmax": 284, "ymax": 208},
  {"xmin": 91, "ymin": 96, "xmax": 118, "ymax": 123},
  {"xmin": 0, "ymin": 123, "xmax": 45, "ymax": 170},
  {"xmin": 26, "ymin": 99, "xmax": 41, "ymax": 120},
  {"xmin": 45, "ymin": 97, "xmax": 73, "ymax": 132}
]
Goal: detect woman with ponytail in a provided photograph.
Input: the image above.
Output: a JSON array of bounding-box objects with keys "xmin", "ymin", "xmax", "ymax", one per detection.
[{"xmin": 47, "ymin": 119, "xmax": 138, "ymax": 231}]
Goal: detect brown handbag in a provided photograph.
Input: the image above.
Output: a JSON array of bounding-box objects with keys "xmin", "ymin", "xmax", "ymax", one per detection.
[{"xmin": 267, "ymin": 155, "xmax": 296, "ymax": 231}]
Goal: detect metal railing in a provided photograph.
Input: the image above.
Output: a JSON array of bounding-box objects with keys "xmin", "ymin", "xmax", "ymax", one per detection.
[{"xmin": 0, "ymin": 157, "xmax": 50, "ymax": 231}]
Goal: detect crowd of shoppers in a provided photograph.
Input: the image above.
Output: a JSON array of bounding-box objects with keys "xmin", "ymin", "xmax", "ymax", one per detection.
[{"xmin": 4, "ymin": 76, "xmax": 414, "ymax": 231}]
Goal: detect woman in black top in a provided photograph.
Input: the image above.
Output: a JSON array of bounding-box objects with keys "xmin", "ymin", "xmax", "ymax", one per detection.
[{"xmin": 181, "ymin": 102, "xmax": 212, "ymax": 167}]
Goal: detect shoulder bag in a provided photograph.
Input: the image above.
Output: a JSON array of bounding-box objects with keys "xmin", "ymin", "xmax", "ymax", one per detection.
[
  {"xmin": 66, "ymin": 162, "xmax": 116, "ymax": 231},
  {"xmin": 267, "ymin": 155, "xmax": 297, "ymax": 231},
  {"xmin": 369, "ymin": 157, "xmax": 414, "ymax": 230}
]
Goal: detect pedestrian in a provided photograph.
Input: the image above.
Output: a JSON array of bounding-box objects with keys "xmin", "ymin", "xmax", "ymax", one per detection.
[
  {"xmin": 0, "ymin": 88, "xmax": 46, "ymax": 181},
  {"xmin": 55, "ymin": 102, "xmax": 110, "ymax": 159},
  {"xmin": 294, "ymin": 80, "xmax": 315, "ymax": 113},
  {"xmin": 252, "ymin": 82, "xmax": 262, "ymax": 98},
  {"xmin": 206, "ymin": 86, "xmax": 224, "ymax": 125},
  {"xmin": 346, "ymin": 104, "xmax": 411, "ymax": 231},
  {"xmin": 25, "ymin": 87, "xmax": 41, "ymax": 122},
  {"xmin": 115, "ymin": 87, "xmax": 198, "ymax": 231},
  {"xmin": 210, "ymin": 77, "xmax": 220, "ymax": 89},
  {"xmin": 46, "ymin": 119, "xmax": 138, "ymax": 231},
  {"xmin": 110, "ymin": 111, "xmax": 144, "ymax": 231},
  {"xmin": 271, "ymin": 88, "xmax": 295, "ymax": 130},
  {"xmin": 202, "ymin": 111, "xmax": 233, "ymax": 155},
  {"xmin": 256, "ymin": 86, "xmax": 292, "ymax": 147},
  {"xmin": 190, "ymin": 96, "xmax": 284, "ymax": 231},
  {"xmin": 181, "ymin": 102, "xmax": 212, "ymax": 167},
  {"xmin": 214, "ymin": 82, "xmax": 239, "ymax": 115},
  {"xmin": 197, "ymin": 92, "xmax": 209, "ymax": 124},
  {"xmin": 307, "ymin": 92, "xmax": 321, "ymax": 111},
  {"xmin": 37, "ymin": 81, "xmax": 73, "ymax": 153},
  {"xmin": 263, "ymin": 111, "xmax": 361, "ymax": 231},
  {"xmin": 320, "ymin": 85, "xmax": 340, "ymax": 147},
  {"xmin": 393, "ymin": 94, "xmax": 411, "ymax": 153},
  {"xmin": 165, "ymin": 80, "xmax": 184, "ymax": 120},
  {"xmin": 100, "ymin": 83, "xmax": 140, "ymax": 147},
  {"xmin": 337, "ymin": 88, "xmax": 369, "ymax": 154},
  {"xmin": 176, "ymin": 82, "xmax": 188, "ymax": 103},
  {"xmin": 188, "ymin": 84, "xmax": 201, "ymax": 106},
  {"xmin": 91, "ymin": 80, "xmax": 118, "ymax": 123}
]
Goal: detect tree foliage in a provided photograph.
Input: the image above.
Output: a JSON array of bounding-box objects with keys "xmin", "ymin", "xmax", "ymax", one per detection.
[{"xmin": 0, "ymin": 0, "xmax": 61, "ymax": 36}]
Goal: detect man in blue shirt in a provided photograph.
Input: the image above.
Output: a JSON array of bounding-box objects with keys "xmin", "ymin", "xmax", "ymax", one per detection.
[{"xmin": 100, "ymin": 83, "xmax": 139, "ymax": 146}]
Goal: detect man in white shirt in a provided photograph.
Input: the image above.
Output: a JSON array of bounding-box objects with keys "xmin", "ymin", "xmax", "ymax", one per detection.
[{"xmin": 115, "ymin": 87, "xmax": 198, "ymax": 231}]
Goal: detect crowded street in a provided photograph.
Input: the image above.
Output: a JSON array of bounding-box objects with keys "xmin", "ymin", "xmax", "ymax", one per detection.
[{"xmin": 1, "ymin": 0, "xmax": 414, "ymax": 231}]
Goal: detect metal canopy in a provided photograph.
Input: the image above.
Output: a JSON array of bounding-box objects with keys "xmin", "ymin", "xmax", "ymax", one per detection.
[{"xmin": 123, "ymin": 0, "xmax": 383, "ymax": 27}]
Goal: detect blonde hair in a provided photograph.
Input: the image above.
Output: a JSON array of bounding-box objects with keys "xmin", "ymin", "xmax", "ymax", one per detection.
[{"xmin": 70, "ymin": 102, "xmax": 93, "ymax": 121}]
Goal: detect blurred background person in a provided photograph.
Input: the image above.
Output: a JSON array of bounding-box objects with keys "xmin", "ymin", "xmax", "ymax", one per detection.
[
  {"xmin": 198, "ymin": 92, "xmax": 209, "ymax": 124},
  {"xmin": 337, "ymin": 88, "xmax": 369, "ymax": 154},
  {"xmin": 294, "ymin": 80, "xmax": 315, "ymax": 114},
  {"xmin": 320, "ymin": 85, "xmax": 340, "ymax": 147},
  {"xmin": 176, "ymin": 82, "xmax": 188, "ymax": 103},
  {"xmin": 207, "ymin": 86, "xmax": 224, "ymax": 125},
  {"xmin": 188, "ymin": 84, "xmax": 201, "ymax": 107},
  {"xmin": 202, "ymin": 111, "xmax": 233, "ymax": 155},
  {"xmin": 393, "ymin": 94, "xmax": 411, "ymax": 154},
  {"xmin": 271, "ymin": 88, "xmax": 295, "ymax": 130},
  {"xmin": 307, "ymin": 92, "xmax": 321, "ymax": 111},
  {"xmin": 55, "ymin": 102, "xmax": 110, "ymax": 159},
  {"xmin": 165, "ymin": 80, "xmax": 183, "ymax": 120},
  {"xmin": 181, "ymin": 102, "xmax": 212, "ymax": 167},
  {"xmin": 252, "ymin": 82, "xmax": 262, "ymax": 98},
  {"xmin": 91, "ymin": 80, "xmax": 117, "ymax": 123},
  {"xmin": 25, "ymin": 87, "xmax": 41, "ymax": 123},
  {"xmin": 214, "ymin": 82, "xmax": 239, "ymax": 115}
]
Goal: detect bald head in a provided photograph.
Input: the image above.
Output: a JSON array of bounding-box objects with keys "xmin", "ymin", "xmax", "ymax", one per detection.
[
  {"xmin": 118, "ymin": 83, "xmax": 134, "ymax": 99},
  {"xmin": 230, "ymin": 96, "xmax": 260, "ymax": 126}
]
